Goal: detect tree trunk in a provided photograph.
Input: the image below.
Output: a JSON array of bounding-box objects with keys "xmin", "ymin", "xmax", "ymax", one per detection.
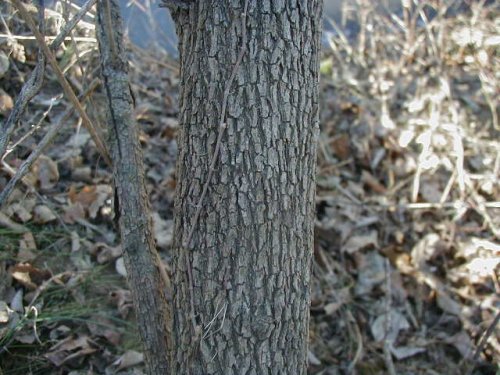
[
  {"xmin": 170, "ymin": 1, "xmax": 323, "ymax": 373},
  {"xmin": 96, "ymin": 1, "xmax": 171, "ymax": 372}
]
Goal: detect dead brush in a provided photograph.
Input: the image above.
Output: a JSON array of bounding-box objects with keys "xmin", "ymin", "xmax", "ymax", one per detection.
[
  {"xmin": 314, "ymin": 0, "xmax": 499, "ymax": 372},
  {"xmin": 320, "ymin": 0, "xmax": 499, "ymax": 234}
]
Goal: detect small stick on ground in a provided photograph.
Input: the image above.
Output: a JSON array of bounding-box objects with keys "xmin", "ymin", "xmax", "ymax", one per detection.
[
  {"xmin": 464, "ymin": 310, "xmax": 500, "ymax": 375},
  {"xmin": 383, "ymin": 258, "xmax": 397, "ymax": 375}
]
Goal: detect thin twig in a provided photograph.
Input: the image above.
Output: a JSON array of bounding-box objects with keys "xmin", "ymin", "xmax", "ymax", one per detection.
[
  {"xmin": 4, "ymin": 94, "xmax": 62, "ymax": 157},
  {"xmin": 0, "ymin": 271, "xmax": 73, "ymax": 355},
  {"xmin": 464, "ymin": 310, "xmax": 500, "ymax": 375},
  {"xmin": 0, "ymin": 0, "xmax": 97, "ymax": 160},
  {"xmin": 182, "ymin": 0, "xmax": 250, "ymax": 335},
  {"xmin": 0, "ymin": 3, "xmax": 45, "ymax": 159},
  {"xmin": 346, "ymin": 309, "xmax": 364, "ymax": 373},
  {"xmin": 0, "ymin": 34, "xmax": 97, "ymax": 42},
  {"xmin": 0, "ymin": 79, "xmax": 99, "ymax": 208},
  {"xmin": 10, "ymin": 0, "xmax": 111, "ymax": 166},
  {"xmin": 383, "ymin": 258, "xmax": 397, "ymax": 375}
]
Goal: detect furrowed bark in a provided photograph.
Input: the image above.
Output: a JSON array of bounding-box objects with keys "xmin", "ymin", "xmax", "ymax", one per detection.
[
  {"xmin": 170, "ymin": 1, "xmax": 323, "ymax": 373},
  {"xmin": 95, "ymin": 1, "xmax": 171, "ymax": 373}
]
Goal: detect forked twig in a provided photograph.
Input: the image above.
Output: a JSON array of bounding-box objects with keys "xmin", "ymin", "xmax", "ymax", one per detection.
[
  {"xmin": 0, "ymin": 79, "xmax": 99, "ymax": 208},
  {"xmin": 0, "ymin": 0, "xmax": 97, "ymax": 159},
  {"xmin": 10, "ymin": 0, "xmax": 111, "ymax": 166}
]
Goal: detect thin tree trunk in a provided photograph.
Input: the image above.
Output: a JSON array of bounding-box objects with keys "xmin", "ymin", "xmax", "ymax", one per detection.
[
  {"xmin": 170, "ymin": 1, "xmax": 323, "ymax": 373},
  {"xmin": 96, "ymin": 1, "xmax": 171, "ymax": 373}
]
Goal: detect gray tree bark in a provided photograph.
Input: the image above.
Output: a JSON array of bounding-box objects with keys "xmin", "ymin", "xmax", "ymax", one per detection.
[
  {"xmin": 96, "ymin": 1, "xmax": 171, "ymax": 373},
  {"xmin": 169, "ymin": 1, "xmax": 323, "ymax": 373}
]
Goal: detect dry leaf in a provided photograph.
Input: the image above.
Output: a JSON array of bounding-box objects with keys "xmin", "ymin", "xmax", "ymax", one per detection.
[
  {"xmin": 15, "ymin": 333, "xmax": 37, "ymax": 344},
  {"xmin": 343, "ymin": 230, "xmax": 378, "ymax": 254},
  {"xmin": 420, "ymin": 180, "xmax": 442, "ymax": 203},
  {"xmin": 33, "ymin": 205, "xmax": 57, "ymax": 224},
  {"xmin": 324, "ymin": 287, "xmax": 350, "ymax": 315},
  {"xmin": 0, "ymin": 211, "xmax": 29, "ymax": 233},
  {"xmin": 33, "ymin": 155, "xmax": 59, "ymax": 190},
  {"xmin": 371, "ymin": 310, "xmax": 410, "ymax": 343},
  {"xmin": 444, "ymin": 331, "xmax": 474, "ymax": 358},
  {"xmin": 90, "ymin": 243, "xmax": 122, "ymax": 264},
  {"xmin": 86, "ymin": 315, "xmax": 122, "ymax": 346},
  {"xmin": 115, "ymin": 257, "xmax": 127, "ymax": 277},
  {"xmin": 0, "ymin": 301, "xmax": 12, "ymax": 323},
  {"xmin": 88, "ymin": 185, "xmax": 112, "ymax": 218},
  {"xmin": 411, "ymin": 233, "xmax": 441, "ymax": 269},
  {"xmin": 45, "ymin": 335, "xmax": 96, "ymax": 367},
  {"xmin": 330, "ymin": 134, "xmax": 350, "ymax": 160},
  {"xmin": 70, "ymin": 231, "xmax": 80, "ymax": 252},
  {"xmin": 0, "ymin": 51, "xmax": 9, "ymax": 78},
  {"xmin": 109, "ymin": 289, "xmax": 133, "ymax": 318},
  {"xmin": 18, "ymin": 232, "xmax": 37, "ymax": 262},
  {"xmin": 361, "ymin": 170, "xmax": 387, "ymax": 194},
  {"xmin": 10, "ymin": 289, "xmax": 23, "ymax": 313},
  {"xmin": 63, "ymin": 203, "xmax": 86, "ymax": 224},
  {"xmin": 308, "ymin": 350, "xmax": 322, "ymax": 366},
  {"xmin": 355, "ymin": 251, "xmax": 386, "ymax": 295},
  {"xmin": 8, "ymin": 39, "xmax": 25, "ymax": 63},
  {"xmin": 6, "ymin": 202, "xmax": 32, "ymax": 223},
  {"xmin": 11, "ymin": 271, "xmax": 37, "ymax": 290},
  {"xmin": 68, "ymin": 184, "xmax": 112, "ymax": 219},
  {"xmin": 10, "ymin": 263, "xmax": 51, "ymax": 288},
  {"xmin": 153, "ymin": 212, "xmax": 173, "ymax": 248},
  {"xmin": 113, "ymin": 350, "xmax": 144, "ymax": 370},
  {"xmin": 389, "ymin": 344, "xmax": 426, "ymax": 360},
  {"xmin": 71, "ymin": 166, "xmax": 92, "ymax": 183},
  {"xmin": 69, "ymin": 185, "xmax": 98, "ymax": 207},
  {"xmin": 436, "ymin": 290, "xmax": 461, "ymax": 316}
]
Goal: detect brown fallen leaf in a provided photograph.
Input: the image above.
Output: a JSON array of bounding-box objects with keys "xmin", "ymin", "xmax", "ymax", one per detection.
[
  {"xmin": 33, "ymin": 155, "xmax": 59, "ymax": 190},
  {"xmin": 115, "ymin": 257, "xmax": 127, "ymax": 278},
  {"xmin": 361, "ymin": 170, "xmax": 387, "ymax": 194},
  {"xmin": 0, "ymin": 211, "xmax": 29, "ymax": 233},
  {"xmin": 90, "ymin": 242, "xmax": 122, "ymax": 264},
  {"xmin": 343, "ymin": 230, "xmax": 378, "ymax": 254},
  {"xmin": 69, "ymin": 184, "xmax": 97, "ymax": 208},
  {"xmin": 10, "ymin": 289, "xmax": 24, "ymax": 313},
  {"xmin": 86, "ymin": 315, "xmax": 122, "ymax": 346},
  {"xmin": 63, "ymin": 202, "xmax": 86, "ymax": 224},
  {"xmin": 45, "ymin": 334, "xmax": 96, "ymax": 367},
  {"xmin": 371, "ymin": 310, "xmax": 410, "ymax": 343},
  {"xmin": 0, "ymin": 301, "xmax": 12, "ymax": 323},
  {"xmin": 6, "ymin": 202, "xmax": 32, "ymax": 223},
  {"xmin": 33, "ymin": 205, "xmax": 57, "ymax": 224},
  {"xmin": 10, "ymin": 263, "xmax": 51, "ymax": 289},
  {"xmin": 113, "ymin": 350, "xmax": 144, "ymax": 370},
  {"xmin": 444, "ymin": 331, "xmax": 474, "ymax": 358},
  {"xmin": 11, "ymin": 271, "xmax": 37, "ymax": 290},
  {"xmin": 330, "ymin": 134, "xmax": 351, "ymax": 160},
  {"xmin": 354, "ymin": 250, "xmax": 386, "ymax": 296},
  {"xmin": 0, "ymin": 88, "xmax": 13, "ymax": 115},
  {"xmin": 68, "ymin": 184, "xmax": 112, "ymax": 219},
  {"xmin": 389, "ymin": 344, "xmax": 426, "ymax": 360},
  {"xmin": 18, "ymin": 232, "xmax": 37, "ymax": 262},
  {"xmin": 109, "ymin": 289, "xmax": 133, "ymax": 318}
]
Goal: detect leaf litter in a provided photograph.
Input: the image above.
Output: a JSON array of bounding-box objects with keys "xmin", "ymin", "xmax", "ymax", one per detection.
[{"xmin": 0, "ymin": 0, "xmax": 499, "ymax": 374}]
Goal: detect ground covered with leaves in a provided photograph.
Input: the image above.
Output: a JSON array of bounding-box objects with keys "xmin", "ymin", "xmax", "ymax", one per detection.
[{"xmin": 0, "ymin": 1, "xmax": 499, "ymax": 374}]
